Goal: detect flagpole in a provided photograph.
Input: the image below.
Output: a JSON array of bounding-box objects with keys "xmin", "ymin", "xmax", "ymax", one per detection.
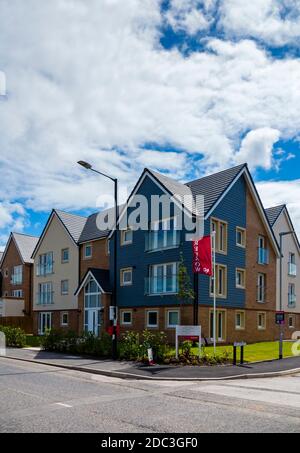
[{"xmin": 212, "ymin": 231, "xmax": 217, "ymax": 355}]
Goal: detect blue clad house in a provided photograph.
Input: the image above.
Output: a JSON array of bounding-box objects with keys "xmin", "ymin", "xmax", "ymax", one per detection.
[{"xmin": 109, "ymin": 164, "xmax": 280, "ymax": 344}]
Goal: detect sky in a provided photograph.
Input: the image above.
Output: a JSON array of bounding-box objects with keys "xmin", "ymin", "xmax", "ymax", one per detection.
[{"xmin": 0, "ymin": 0, "xmax": 300, "ymax": 248}]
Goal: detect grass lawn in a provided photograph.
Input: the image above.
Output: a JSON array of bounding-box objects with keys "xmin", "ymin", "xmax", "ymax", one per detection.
[
  {"xmin": 25, "ymin": 335, "xmax": 42, "ymax": 347},
  {"xmin": 178, "ymin": 341, "xmax": 295, "ymax": 363}
]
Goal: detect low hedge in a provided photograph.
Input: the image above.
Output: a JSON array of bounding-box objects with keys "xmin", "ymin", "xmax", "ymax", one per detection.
[
  {"xmin": 41, "ymin": 330, "xmax": 112, "ymax": 357},
  {"xmin": 0, "ymin": 325, "xmax": 27, "ymax": 348}
]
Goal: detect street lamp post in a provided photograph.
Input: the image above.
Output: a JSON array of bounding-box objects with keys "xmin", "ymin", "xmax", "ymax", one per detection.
[
  {"xmin": 279, "ymin": 230, "xmax": 295, "ymax": 360},
  {"xmin": 78, "ymin": 161, "xmax": 118, "ymax": 360}
]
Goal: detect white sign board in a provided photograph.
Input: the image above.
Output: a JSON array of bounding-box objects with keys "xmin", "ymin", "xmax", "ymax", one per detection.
[{"xmin": 175, "ymin": 325, "xmax": 202, "ymax": 359}]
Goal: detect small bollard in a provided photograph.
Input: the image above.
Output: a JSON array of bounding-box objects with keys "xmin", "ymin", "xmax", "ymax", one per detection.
[
  {"xmin": 233, "ymin": 342, "xmax": 247, "ymax": 366},
  {"xmin": 233, "ymin": 345, "xmax": 237, "ymax": 366}
]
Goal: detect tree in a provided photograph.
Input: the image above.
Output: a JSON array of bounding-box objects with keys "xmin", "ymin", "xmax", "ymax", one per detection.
[{"xmin": 177, "ymin": 252, "xmax": 195, "ymax": 306}]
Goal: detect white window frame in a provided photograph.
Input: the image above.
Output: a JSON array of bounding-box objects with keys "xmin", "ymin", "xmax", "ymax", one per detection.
[
  {"xmin": 121, "ymin": 310, "xmax": 132, "ymax": 326},
  {"xmin": 121, "ymin": 229, "xmax": 133, "ymax": 246},
  {"xmin": 11, "ymin": 265, "xmax": 23, "ymax": 285},
  {"xmin": 120, "ymin": 268, "xmax": 133, "ymax": 286},
  {"xmin": 235, "ymin": 311, "xmax": 245, "ymax": 330},
  {"xmin": 61, "ymin": 280, "xmax": 69, "ymax": 295},
  {"xmin": 38, "ymin": 282, "xmax": 53, "ymax": 305},
  {"xmin": 210, "ymin": 264, "xmax": 227, "ymax": 299},
  {"xmin": 149, "ymin": 217, "xmax": 179, "ymax": 251},
  {"xmin": 257, "ymin": 273, "xmax": 266, "ymax": 303},
  {"xmin": 236, "ymin": 268, "xmax": 246, "ymax": 289},
  {"xmin": 12, "ymin": 289, "xmax": 23, "ymax": 298},
  {"xmin": 257, "ymin": 312, "xmax": 266, "ymax": 330},
  {"xmin": 211, "ymin": 218, "xmax": 228, "ymax": 254},
  {"xmin": 236, "ymin": 227, "xmax": 246, "ymax": 248},
  {"xmin": 146, "ymin": 310, "xmax": 159, "ymax": 328},
  {"xmin": 288, "ymin": 314, "xmax": 295, "ymax": 329},
  {"xmin": 37, "ymin": 252, "xmax": 54, "ymax": 276},
  {"xmin": 166, "ymin": 309, "xmax": 180, "ymax": 328},
  {"xmin": 84, "ymin": 244, "xmax": 93, "ymax": 259},
  {"xmin": 38, "ymin": 312, "xmax": 52, "ymax": 335},
  {"xmin": 150, "ymin": 262, "xmax": 178, "ymax": 295},
  {"xmin": 61, "ymin": 248, "xmax": 69, "ymax": 263},
  {"xmin": 61, "ymin": 312, "xmax": 69, "ymax": 327}
]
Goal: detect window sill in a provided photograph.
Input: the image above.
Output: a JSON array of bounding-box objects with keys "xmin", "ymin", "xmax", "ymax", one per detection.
[
  {"xmin": 146, "ymin": 292, "xmax": 178, "ymax": 297},
  {"xmin": 146, "ymin": 245, "xmax": 180, "ymax": 253}
]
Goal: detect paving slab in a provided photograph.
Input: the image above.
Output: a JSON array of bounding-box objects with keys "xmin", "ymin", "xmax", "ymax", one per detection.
[{"xmin": 3, "ymin": 348, "xmax": 300, "ymax": 381}]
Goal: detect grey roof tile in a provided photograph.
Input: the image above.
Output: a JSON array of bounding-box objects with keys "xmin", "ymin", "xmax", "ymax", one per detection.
[
  {"xmin": 13, "ymin": 233, "xmax": 39, "ymax": 263},
  {"xmin": 149, "ymin": 164, "xmax": 246, "ymax": 216},
  {"xmin": 265, "ymin": 205, "xmax": 286, "ymax": 226},
  {"xmin": 186, "ymin": 164, "xmax": 246, "ymax": 216},
  {"xmin": 55, "ymin": 210, "xmax": 87, "ymax": 243},
  {"xmin": 79, "ymin": 212, "xmax": 110, "ymax": 244}
]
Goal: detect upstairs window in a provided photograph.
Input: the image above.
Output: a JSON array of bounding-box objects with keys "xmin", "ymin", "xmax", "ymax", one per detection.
[
  {"xmin": 210, "ymin": 264, "xmax": 227, "ymax": 298},
  {"xmin": 211, "ymin": 218, "xmax": 228, "ymax": 254},
  {"xmin": 120, "ymin": 268, "xmax": 133, "ymax": 286},
  {"xmin": 11, "ymin": 265, "xmax": 23, "ymax": 285},
  {"xmin": 61, "ymin": 248, "xmax": 69, "ymax": 263},
  {"xmin": 257, "ymin": 273, "xmax": 266, "ymax": 303},
  {"xmin": 258, "ymin": 236, "xmax": 269, "ymax": 265},
  {"xmin": 236, "ymin": 227, "xmax": 246, "ymax": 248},
  {"xmin": 84, "ymin": 244, "xmax": 92, "ymax": 259},
  {"xmin": 37, "ymin": 252, "xmax": 54, "ymax": 276},
  {"xmin": 121, "ymin": 229, "xmax": 133, "ymax": 246},
  {"xmin": 289, "ymin": 253, "xmax": 297, "ymax": 276},
  {"xmin": 61, "ymin": 280, "xmax": 69, "ymax": 295},
  {"xmin": 146, "ymin": 217, "xmax": 180, "ymax": 252},
  {"xmin": 236, "ymin": 268, "xmax": 246, "ymax": 289}
]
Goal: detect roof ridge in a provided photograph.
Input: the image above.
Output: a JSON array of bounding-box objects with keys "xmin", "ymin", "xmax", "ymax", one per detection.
[
  {"xmin": 265, "ymin": 204, "xmax": 286, "ymax": 211},
  {"xmin": 186, "ymin": 163, "xmax": 247, "ymax": 186},
  {"xmin": 54, "ymin": 209, "xmax": 87, "ymax": 220},
  {"xmin": 12, "ymin": 232, "xmax": 39, "ymax": 239}
]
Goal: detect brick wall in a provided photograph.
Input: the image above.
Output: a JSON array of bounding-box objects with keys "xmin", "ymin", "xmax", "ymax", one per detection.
[
  {"xmin": 79, "ymin": 239, "xmax": 109, "ymax": 279},
  {"xmin": 246, "ymin": 188, "xmax": 277, "ymax": 311},
  {"xmin": 0, "ymin": 238, "xmax": 33, "ymax": 322}
]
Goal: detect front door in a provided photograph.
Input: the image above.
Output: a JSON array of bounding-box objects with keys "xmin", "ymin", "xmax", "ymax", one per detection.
[
  {"xmin": 39, "ymin": 312, "xmax": 52, "ymax": 335},
  {"xmin": 85, "ymin": 309, "xmax": 100, "ymax": 336}
]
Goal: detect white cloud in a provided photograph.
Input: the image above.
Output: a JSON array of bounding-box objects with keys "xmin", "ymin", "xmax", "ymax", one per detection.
[
  {"xmin": 235, "ymin": 128, "xmax": 281, "ymax": 170},
  {"xmin": 0, "ymin": 202, "xmax": 27, "ymax": 248},
  {"xmin": 219, "ymin": 0, "xmax": 300, "ymax": 46},
  {"xmin": 0, "ymin": 0, "xmax": 300, "ymax": 242},
  {"xmin": 257, "ymin": 179, "xmax": 300, "ymax": 238},
  {"xmin": 164, "ymin": 0, "xmax": 215, "ymax": 35}
]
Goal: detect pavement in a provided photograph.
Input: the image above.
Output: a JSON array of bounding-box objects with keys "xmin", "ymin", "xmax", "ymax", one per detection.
[
  {"xmin": 3, "ymin": 347, "xmax": 300, "ymax": 381},
  {"xmin": 1, "ymin": 357, "xmax": 300, "ymax": 433}
]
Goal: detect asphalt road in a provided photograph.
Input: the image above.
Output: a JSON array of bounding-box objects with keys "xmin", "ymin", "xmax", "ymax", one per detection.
[{"xmin": 1, "ymin": 357, "xmax": 300, "ymax": 433}]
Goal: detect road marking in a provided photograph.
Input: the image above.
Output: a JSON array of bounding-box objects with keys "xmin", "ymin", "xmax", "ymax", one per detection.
[{"xmin": 55, "ymin": 402, "xmax": 73, "ymax": 408}]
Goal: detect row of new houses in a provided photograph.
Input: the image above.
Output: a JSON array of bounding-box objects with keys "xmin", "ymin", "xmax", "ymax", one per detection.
[{"xmin": 0, "ymin": 163, "xmax": 299, "ymax": 344}]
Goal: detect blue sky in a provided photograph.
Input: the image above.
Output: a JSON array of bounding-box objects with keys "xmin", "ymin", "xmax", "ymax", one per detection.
[{"xmin": 0, "ymin": 0, "xmax": 300, "ymax": 246}]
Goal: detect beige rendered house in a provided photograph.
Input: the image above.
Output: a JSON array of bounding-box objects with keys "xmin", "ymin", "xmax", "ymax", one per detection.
[
  {"xmin": 266, "ymin": 205, "xmax": 300, "ymax": 335},
  {"xmin": 31, "ymin": 210, "xmax": 86, "ymax": 335}
]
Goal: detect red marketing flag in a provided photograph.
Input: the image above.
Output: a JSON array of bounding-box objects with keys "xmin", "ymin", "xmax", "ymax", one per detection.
[{"xmin": 192, "ymin": 236, "xmax": 213, "ymax": 276}]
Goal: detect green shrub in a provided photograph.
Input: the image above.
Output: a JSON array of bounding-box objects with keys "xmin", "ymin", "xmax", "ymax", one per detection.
[
  {"xmin": 119, "ymin": 331, "xmax": 141, "ymax": 360},
  {"xmin": 0, "ymin": 325, "xmax": 27, "ymax": 348},
  {"xmin": 141, "ymin": 330, "xmax": 168, "ymax": 361},
  {"xmin": 41, "ymin": 330, "xmax": 112, "ymax": 358}
]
